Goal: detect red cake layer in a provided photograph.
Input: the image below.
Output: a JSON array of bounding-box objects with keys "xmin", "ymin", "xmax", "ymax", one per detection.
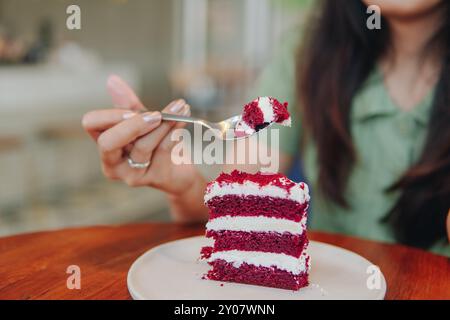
[
  {"xmin": 206, "ymin": 259, "xmax": 309, "ymax": 291},
  {"xmin": 205, "ymin": 230, "xmax": 308, "ymax": 257},
  {"xmin": 200, "ymin": 246, "xmax": 214, "ymax": 259},
  {"xmin": 241, "ymin": 99, "xmax": 265, "ymax": 130},
  {"xmin": 206, "ymin": 195, "xmax": 307, "ymax": 221},
  {"xmin": 271, "ymin": 98, "xmax": 290, "ymax": 123}
]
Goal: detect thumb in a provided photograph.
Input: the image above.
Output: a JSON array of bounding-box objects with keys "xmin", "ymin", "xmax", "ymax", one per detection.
[{"xmin": 107, "ymin": 74, "xmax": 146, "ymax": 112}]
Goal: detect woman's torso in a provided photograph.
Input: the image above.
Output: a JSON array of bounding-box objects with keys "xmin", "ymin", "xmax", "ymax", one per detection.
[{"xmin": 254, "ymin": 31, "xmax": 450, "ymax": 256}]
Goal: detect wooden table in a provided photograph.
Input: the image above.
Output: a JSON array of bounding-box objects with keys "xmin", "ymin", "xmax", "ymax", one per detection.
[{"xmin": 0, "ymin": 223, "xmax": 448, "ymax": 300}]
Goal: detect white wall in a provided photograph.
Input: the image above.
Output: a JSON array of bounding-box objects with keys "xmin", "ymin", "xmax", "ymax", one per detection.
[{"xmin": 0, "ymin": 0, "xmax": 175, "ymax": 106}]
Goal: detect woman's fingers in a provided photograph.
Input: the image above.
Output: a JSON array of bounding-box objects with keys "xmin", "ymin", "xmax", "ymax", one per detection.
[
  {"xmin": 97, "ymin": 111, "xmax": 162, "ymax": 166},
  {"xmin": 82, "ymin": 109, "xmax": 137, "ymax": 140},
  {"xmin": 126, "ymin": 99, "xmax": 188, "ymax": 164},
  {"xmin": 107, "ymin": 75, "xmax": 146, "ymax": 112}
]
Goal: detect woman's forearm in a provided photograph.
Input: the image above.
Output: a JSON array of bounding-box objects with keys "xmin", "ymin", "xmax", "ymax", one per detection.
[{"xmin": 166, "ymin": 171, "xmax": 209, "ymax": 223}]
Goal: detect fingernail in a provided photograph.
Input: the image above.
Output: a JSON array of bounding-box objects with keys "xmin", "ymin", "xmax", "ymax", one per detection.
[
  {"xmin": 122, "ymin": 112, "xmax": 136, "ymax": 120},
  {"xmin": 142, "ymin": 112, "xmax": 161, "ymax": 123},
  {"xmin": 170, "ymin": 99, "xmax": 185, "ymax": 113}
]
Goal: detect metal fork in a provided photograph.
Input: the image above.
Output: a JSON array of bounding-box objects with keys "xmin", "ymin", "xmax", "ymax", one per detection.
[{"xmin": 161, "ymin": 113, "xmax": 273, "ymax": 140}]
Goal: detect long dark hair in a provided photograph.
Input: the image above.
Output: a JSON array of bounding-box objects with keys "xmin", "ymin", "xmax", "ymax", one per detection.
[{"xmin": 297, "ymin": 0, "xmax": 450, "ymax": 248}]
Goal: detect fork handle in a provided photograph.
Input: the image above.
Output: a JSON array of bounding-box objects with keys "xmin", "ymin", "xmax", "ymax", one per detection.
[{"xmin": 161, "ymin": 113, "xmax": 199, "ymax": 124}]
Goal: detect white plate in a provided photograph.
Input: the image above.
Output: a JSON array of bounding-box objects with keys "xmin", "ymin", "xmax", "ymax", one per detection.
[{"xmin": 127, "ymin": 236, "xmax": 386, "ymax": 300}]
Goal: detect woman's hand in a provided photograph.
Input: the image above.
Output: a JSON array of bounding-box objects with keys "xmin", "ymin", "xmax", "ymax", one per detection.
[{"xmin": 81, "ymin": 76, "xmax": 198, "ymax": 197}]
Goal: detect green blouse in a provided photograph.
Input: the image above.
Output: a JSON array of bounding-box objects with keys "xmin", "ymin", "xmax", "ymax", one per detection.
[{"xmin": 253, "ymin": 31, "xmax": 450, "ymax": 257}]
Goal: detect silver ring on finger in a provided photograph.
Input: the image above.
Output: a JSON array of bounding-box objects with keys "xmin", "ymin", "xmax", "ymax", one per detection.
[{"xmin": 127, "ymin": 156, "xmax": 151, "ymax": 169}]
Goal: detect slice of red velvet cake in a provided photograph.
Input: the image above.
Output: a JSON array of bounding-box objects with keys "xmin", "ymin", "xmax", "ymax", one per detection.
[
  {"xmin": 235, "ymin": 96, "xmax": 291, "ymax": 136},
  {"xmin": 200, "ymin": 170, "xmax": 310, "ymax": 291}
]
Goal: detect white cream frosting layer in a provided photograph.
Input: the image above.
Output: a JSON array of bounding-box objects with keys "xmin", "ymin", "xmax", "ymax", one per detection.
[
  {"xmin": 204, "ymin": 181, "xmax": 310, "ymax": 204},
  {"xmin": 258, "ymin": 97, "xmax": 275, "ymax": 123},
  {"xmin": 206, "ymin": 216, "xmax": 306, "ymax": 235},
  {"xmin": 208, "ymin": 250, "xmax": 310, "ymax": 275}
]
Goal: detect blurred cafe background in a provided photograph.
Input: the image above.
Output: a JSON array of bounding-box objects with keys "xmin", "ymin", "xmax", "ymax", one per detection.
[{"xmin": 0, "ymin": 0, "xmax": 311, "ymax": 236}]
